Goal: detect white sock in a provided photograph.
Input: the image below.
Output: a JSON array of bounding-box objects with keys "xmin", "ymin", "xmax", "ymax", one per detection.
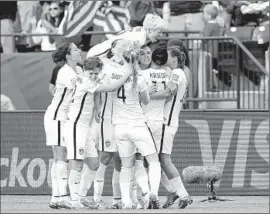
[
  {"xmin": 56, "ymin": 161, "xmax": 68, "ymax": 197},
  {"xmin": 51, "ymin": 161, "xmax": 59, "ymax": 197},
  {"xmin": 130, "ymin": 167, "xmax": 138, "ymax": 203},
  {"xmin": 93, "ymin": 163, "xmax": 107, "ymax": 202},
  {"xmin": 160, "ymin": 171, "xmax": 175, "ymax": 193},
  {"xmin": 148, "ymin": 162, "xmax": 161, "ymax": 198},
  {"xmin": 79, "ymin": 165, "xmax": 96, "ymax": 197},
  {"xmin": 170, "ymin": 176, "xmax": 188, "ymax": 199},
  {"xmin": 134, "ymin": 160, "xmax": 150, "ymax": 195},
  {"xmin": 68, "ymin": 169, "xmax": 81, "ymax": 200},
  {"xmin": 137, "ymin": 185, "xmax": 143, "ymax": 200},
  {"xmin": 112, "ymin": 169, "xmax": 121, "ymax": 203},
  {"xmin": 119, "ymin": 167, "xmax": 133, "ymax": 205}
]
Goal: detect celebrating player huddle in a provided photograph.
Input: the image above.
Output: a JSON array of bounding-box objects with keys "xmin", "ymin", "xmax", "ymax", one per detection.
[{"xmin": 44, "ymin": 14, "xmax": 193, "ymax": 210}]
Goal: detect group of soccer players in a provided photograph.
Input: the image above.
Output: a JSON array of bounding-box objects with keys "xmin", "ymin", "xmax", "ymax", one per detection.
[{"xmin": 44, "ymin": 13, "xmax": 193, "ymax": 210}]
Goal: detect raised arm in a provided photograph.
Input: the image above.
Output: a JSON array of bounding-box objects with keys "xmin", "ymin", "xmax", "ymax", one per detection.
[{"xmin": 95, "ymin": 66, "xmax": 133, "ymax": 93}]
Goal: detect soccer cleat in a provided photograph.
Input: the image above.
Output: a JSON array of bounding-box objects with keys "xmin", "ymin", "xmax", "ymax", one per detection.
[
  {"xmin": 162, "ymin": 192, "xmax": 179, "ymax": 208},
  {"xmin": 149, "ymin": 194, "xmax": 160, "ymax": 209},
  {"xmin": 122, "ymin": 202, "xmax": 136, "ymax": 209},
  {"xmin": 70, "ymin": 200, "xmax": 85, "ymax": 209},
  {"xmin": 178, "ymin": 195, "xmax": 193, "ymax": 209},
  {"xmin": 90, "ymin": 198, "xmax": 107, "ymax": 209},
  {"xmin": 58, "ymin": 197, "xmax": 72, "ymax": 209},
  {"xmin": 49, "ymin": 196, "xmax": 60, "ymax": 209},
  {"xmin": 134, "ymin": 201, "xmax": 143, "ymax": 209},
  {"xmin": 111, "ymin": 200, "xmax": 122, "ymax": 209},
  {"xmin": 141, "ymin": 192, "xmax": 150, "ymax": 209},
  {"xmin": 80, "ymin": 197, "xmax": 99, "ymax": 209},
  {"xmin": 49, "ymin": 201, "xmax": 59, "ymax": 209}
]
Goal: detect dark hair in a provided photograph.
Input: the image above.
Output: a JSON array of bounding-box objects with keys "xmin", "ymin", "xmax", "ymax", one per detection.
[
  {"xmin": 52, "ymin": 42, "xmax": 72, "ymax": 65},
  {"xmin": 152, "ymin": 47, "xmax": 168, "ymax": 66},
  {"xmin": 167, "ymin": 39, "xmax": 190, "ymax": 67},
  {"xmin": 167, "ymin": 47, "xmax": 186, "ymax": 69},
  {"xmin": 46, "ymin": 1, "xmax": 65, "ymax": 27},
  {"xmin": 83, "ymin": 56, "xmax": 103, "ymax": 71}
]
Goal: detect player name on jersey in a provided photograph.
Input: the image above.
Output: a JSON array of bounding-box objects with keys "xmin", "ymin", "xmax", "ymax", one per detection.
[
  {"xmin": 150, "ymin": 72, "xmax": 167, "ymax": 79},
  {"xmin": 111, "ymin": 73, "xmax": 132, "ymax": 83}
]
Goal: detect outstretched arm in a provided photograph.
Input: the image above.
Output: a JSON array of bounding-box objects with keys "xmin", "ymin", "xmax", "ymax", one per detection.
[{"xmin": 150, "ymin": 82, "xmax": 178, "ymax": 100}]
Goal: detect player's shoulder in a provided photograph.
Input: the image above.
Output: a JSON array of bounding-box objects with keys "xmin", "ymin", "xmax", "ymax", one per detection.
[
  {"xmin": 172, "ymin": 68, "xmax": 187, "ymax": 82},
  {"xmin": 58, "ymin": 64, "xmax": 76, "ymax": 77}
]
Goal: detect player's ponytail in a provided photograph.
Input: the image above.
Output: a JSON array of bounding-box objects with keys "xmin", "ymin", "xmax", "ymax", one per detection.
[
  {"xmin": 167, "ymin": 39, "xmax": 190, "ymax": 68},
  {"xmin": 52, "ymin": 42, "xmax": 72, "ymax": 67},
  {"xmin": 167, "ymin": 47, "xmax": 186, "ymax": 69},
  {"xmin": 107, "ymin": 39, "xmax": 124, "ymax": 59},
  {"xmin": 123, "ymin": 49, "xmax": 140, "ymax": 89}
]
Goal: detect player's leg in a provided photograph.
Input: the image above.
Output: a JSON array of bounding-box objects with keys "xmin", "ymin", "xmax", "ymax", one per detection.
[
  {"xmin": 44, "ymin": 114, "xmax": 69, "ymax": 208},
  {"xmin": 93, "ymin": 119, "xmax": 115, "ymax": 207},
  {"xmin": 68, "ymin": 160, "xmax": 84, "ymax": 209},
  {"xmin": 78, "ymin": 128, "xmax": 99, "ymax": 209},
  {"xmin": 44, "ymin": 114, "xmax": 60, "ymax": 208},
  {"xmin": 133, "ymin": 152, "xmax": 150, "ymax": 207},
  {"xmin": 133, "ymin": 124, "xmax": 162, "ymax": 209},
  {"xmin": 50, "ymin": 147, "xmax": 59, "ymax": 207},
  {"xmin": 93, "ymin": 151, "xmax": 113, "ymax": 207},
  {"xmin": 160, "ymin": 125, "xmax": 192, "ymax": 209},
  {"xmin": 114, "ymin": 124, "xmax": 136, "ymax": 209},
  {"xmin": 158, "ymin": 124, "xmax": 177, "ymax": 208},
  {"xmin": 132, "ymin": 120, "xmax": 162, "ymax": 205},
  {"xmin": 65, "ymin": 122, "xmax": 89, "ymax": 208},
  {"xmin": 111, "ymin": 152, "xmax": 122, "ymax": 209}
]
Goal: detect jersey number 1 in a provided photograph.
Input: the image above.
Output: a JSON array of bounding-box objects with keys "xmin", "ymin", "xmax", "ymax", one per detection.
[{"xmin": 117, "ymin": 86, "xmax": 126, "ymax": 103}]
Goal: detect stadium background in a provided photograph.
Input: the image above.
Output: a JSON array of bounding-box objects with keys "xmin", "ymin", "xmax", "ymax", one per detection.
[
  {"xmin": 1, "ymin": 110, "xmax": 269, "ymax": 196},
  {"xmin": 0, "ymin": 0, "xmax": 269, "ymax": 200}
]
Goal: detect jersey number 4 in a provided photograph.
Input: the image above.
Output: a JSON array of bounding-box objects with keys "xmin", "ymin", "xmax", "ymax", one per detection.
[{"xmin": 117, "ymin": 86, "xmax": 126, "ymax": 103}]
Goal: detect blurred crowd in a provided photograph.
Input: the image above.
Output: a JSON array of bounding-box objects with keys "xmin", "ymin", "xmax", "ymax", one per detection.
[{"xmin": 0, "ymin": 0, "xmax": 269, "ymax": 53}]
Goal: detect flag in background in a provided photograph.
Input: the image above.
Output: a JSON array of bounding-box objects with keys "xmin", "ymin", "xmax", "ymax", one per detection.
[
  {"xmin": 92, "ymin": 2, "xmax": 130, "ymax": 39},
  {"xmin": 59, "ymin": 1, "xmax": 103, "ymax": 39}
]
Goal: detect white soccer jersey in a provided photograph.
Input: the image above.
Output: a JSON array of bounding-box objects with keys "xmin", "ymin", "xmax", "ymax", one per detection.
[
  {"xmin": 46, "ymin": 64, "xmax": 78, "ymax": 121},
  {"xmin": 141, "ymin": 68, "xmax": 168, "ymax": 122},
  {"xmin": 111, "ymin": 68, "xmax": 148, "ymax": 125},
  {"xmin": 163, "ymin": 68, "xmax": 188, "ymax": 127},
  {"xmin": 87, "ymin": 27, "xmax": 147, "ymax": 57},
  {"xmin": 98, "ymin": 60, "xmax": 119, "ymax": 120},
  {"xmin": 67, "ymin": 77, "xmax": 100, "ymax": 127}
]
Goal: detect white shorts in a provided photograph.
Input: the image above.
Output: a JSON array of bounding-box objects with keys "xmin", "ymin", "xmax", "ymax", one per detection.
[
  {"xmin": 146, "ymin": 121, "xmax": 163, "ymax": 153},
  {"xmin": 114, "ymin": 123, "xmax": 157, "ymax": 158},
  {"xmin": 44, "ymin": 112, "xmax": 65, "ymax": 147},
  {"xmin": 159, "ymin": 124, "xmax": 178, "ymax": 154},
  {"xmin": 64, "ymin": 121, "xmax": 98, "ymax": 160},
  {"xmin": 97, "ymin": 119, "xmax": 117, "ymax": 152}
]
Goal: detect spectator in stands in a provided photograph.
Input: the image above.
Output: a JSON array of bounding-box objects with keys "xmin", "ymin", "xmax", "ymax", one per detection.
[
  {"xmin": 1, "ymin": 94, "xmax": 16, "ymax": 111},
  {"xmin": 227, "ymin": 1, "xmax": 269, "ymax": 26},
  {"xmin": 126, "ymin": 0, "xmax": 156, "ymax": 27},
  {"xmin": 17, "ymin": 1, "xmax": 39, "ymax": 34},
  {"xmin": 0, "ymin": 1, "xmax": 17, "ymax": 53},
  {"xmin": 202, "ymin": 4, "xmax": 232, "ymax": 90},
  {"xmin": 31, "ymin": 1, "xmax": 65, "ymax": 51}
]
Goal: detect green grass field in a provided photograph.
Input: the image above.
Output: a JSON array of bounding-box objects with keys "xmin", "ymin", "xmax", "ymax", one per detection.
[{"xmin": 1, "ymin": 195, "xmax": 269, "ymax": 213}]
